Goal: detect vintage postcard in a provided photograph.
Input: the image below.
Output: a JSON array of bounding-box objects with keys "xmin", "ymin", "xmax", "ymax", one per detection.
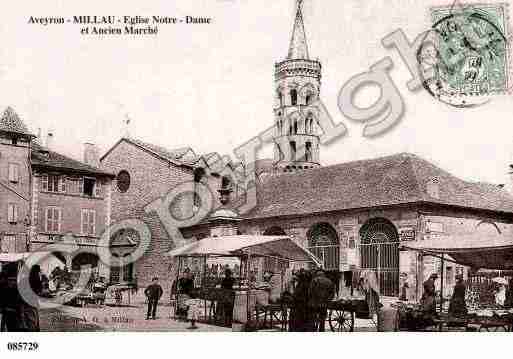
[{"xmin": 1, "ymin": 0, "xmax": 513, "ymax": 356}]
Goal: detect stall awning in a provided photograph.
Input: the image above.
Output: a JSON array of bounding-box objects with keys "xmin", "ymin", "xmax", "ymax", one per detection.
[
  {"xmin": 402, "ymin": 233, "xmax": 513, "ymax": 270},
  {"xmin": 0, "ymin": 252, "xmax": 52, "ymax": 263},
  {"xmin": 166, "ymin": 235, "xmax": 322, "ymax": 265},
  {"xmin": 0, "ymin": 252, "xmax": 36, "ymax": 263}
]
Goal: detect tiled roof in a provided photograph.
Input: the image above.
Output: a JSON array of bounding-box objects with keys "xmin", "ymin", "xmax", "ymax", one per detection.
[
  {"xmin": 240, "ymin": 153, "xmax": 513, "ymax": 219},
  {"xmin": 123, "ymin": 137, "xmax": 203, "ymax": 167},
  {"xmin": 0, "ymin": 107, "xmax": 34, "ymax": 137},
  {"xmin": 102, "ymin": 137, "xmax": 237, "ymax": 173},
  {"xmin": 31, "ymin": 144, "xmax": 114, "ymax": 177}
]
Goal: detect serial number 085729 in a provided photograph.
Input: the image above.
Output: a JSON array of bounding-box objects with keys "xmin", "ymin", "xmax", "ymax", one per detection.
[{"xmin": 7, "ymin": 342, "xmax": 39, "ymax": 351}]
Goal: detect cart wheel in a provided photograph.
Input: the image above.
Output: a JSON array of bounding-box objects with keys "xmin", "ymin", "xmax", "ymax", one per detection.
[{"xmin": 329, "ymin": 309, "xmax": 354, "ymax": 332}]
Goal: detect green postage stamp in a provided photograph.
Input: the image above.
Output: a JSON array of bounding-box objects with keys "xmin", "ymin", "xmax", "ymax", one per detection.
[{"xmin": 428, "ymin": 3, "xmax": 510, "ymax": 98}]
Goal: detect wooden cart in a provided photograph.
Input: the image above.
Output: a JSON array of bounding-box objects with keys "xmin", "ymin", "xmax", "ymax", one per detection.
[{"xmin": 327, "ymin": 298, "xmax": 370, "ymax": 332}]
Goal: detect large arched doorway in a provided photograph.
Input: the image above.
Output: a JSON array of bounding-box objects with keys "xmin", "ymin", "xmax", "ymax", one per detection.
[
  {"xmin": 359, "ymin": 218, "xmax": 399, "ymax": 297},
  {"xmin": 308, "ymin": 223, "xmax": 339, "ymax": 270}
]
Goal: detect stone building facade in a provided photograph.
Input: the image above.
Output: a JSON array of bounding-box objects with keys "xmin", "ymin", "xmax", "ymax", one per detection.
[
  {"xmin": 0, "ymin": 107, "xmax": 116, "ymax": 280},
  {"xmin": 0, "ymin": 107, "xmax": 34, "ymax": 254},
  {"xmin": 181, "ymin": 152, "xmax": 513, "ymax": 300},
  {"xmin": 100, "ymin": 137, "xmax": 237, "ymax": 290},
  {"xmin": 98, "ymin": 2, "xmax": 513, "ymax": 301}
]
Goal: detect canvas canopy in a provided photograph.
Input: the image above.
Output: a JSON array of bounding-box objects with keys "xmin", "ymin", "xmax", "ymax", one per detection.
[
  {"xmin": 0, "ymin": 252, "xmax": 37, "ymax": 263},
  {"xmin": 166, "ymin": 235, "xmax": 322, "ymax": 266},
  {"xmin": 402, "ymin": 233, "xmax": 513, "ymax": 270}
]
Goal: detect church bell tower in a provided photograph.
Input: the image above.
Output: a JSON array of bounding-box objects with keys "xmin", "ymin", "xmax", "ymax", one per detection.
[{"xmin": 273, "ymin": 0, "xmax": 321, "ymax": 172}]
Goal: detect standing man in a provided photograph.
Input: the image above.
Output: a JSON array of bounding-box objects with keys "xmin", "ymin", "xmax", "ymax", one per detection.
[
  {"xmin": 144, "ymin": 277, "xmax": 163, "ymax": 320},
  {"xmin": 308, "ymin": 269, "xmax": 335, "ymax": 332}
]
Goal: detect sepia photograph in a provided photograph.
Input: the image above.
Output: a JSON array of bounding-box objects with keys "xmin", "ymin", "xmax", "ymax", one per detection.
[{"xmin": 1, "ymin": 0, "xmax": 513, "ymax": 356}]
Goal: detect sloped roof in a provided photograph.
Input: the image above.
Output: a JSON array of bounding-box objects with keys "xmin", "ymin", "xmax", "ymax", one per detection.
[
  {"xmin": 0, "ymin": 107, "xmax": 34, "ymax": 137},
  {"xmin": 127, "ymin": 137, "xmax": 201, "ymax": 166},
  {"xmin": 31, "ymin": 143, "xmax": 114, "ymax": 177},
  {"xmin": 101, "ymin": 137, "xmax": 204, "ymax": 168},
  {"xmin": 101, "ymin": 137, "xmax": 239, "ymax": 175},
  {"xmin": 240, "ymin": 153, "xmax": 513, "ymax": 219}
]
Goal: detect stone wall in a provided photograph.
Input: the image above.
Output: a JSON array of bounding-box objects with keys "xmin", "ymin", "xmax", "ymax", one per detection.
[{"xmin": 100, "ymin": 139, "xmax": 196, "ymax": 292}]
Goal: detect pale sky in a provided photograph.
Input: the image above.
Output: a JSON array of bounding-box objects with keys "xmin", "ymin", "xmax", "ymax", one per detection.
[{"xmin": 1, "ymin": 0, "xmax": 512, "ymax": 186}]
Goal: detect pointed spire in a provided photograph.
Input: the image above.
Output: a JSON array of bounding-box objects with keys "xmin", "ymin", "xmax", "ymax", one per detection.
[{"xmin": 287, "ymin": 0, "xmax": 310, "ymax": 60}]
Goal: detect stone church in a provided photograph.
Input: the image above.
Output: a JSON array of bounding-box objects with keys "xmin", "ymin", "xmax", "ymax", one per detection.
[{"xmin": 101, "ymin": 2, "xmax": 513, "ymax": 299}]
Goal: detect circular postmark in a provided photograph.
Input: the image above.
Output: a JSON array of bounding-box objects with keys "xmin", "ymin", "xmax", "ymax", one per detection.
[{"xmin": 417, "ymin": 7, "xmax": 508, "ymax": 107}]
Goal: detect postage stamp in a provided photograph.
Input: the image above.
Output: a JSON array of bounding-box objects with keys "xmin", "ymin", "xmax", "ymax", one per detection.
[{"xmin": 419, "ymin": 2, "xmax": 510, "ymax": 106}]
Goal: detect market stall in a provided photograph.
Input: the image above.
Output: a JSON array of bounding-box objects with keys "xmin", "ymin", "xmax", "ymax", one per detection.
[
  {"xmin": 400, "ymin": 233, "xmax": 513, "ymax": 331},
  {"xmin": 166, "ymin": 235, "xmax": 321, "ymax": 330}
]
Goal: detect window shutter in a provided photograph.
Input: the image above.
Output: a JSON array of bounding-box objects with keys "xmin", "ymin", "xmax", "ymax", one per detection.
[
  {"xmin": 7, "ymin": 204, "xmax": 13, "ymax": 223},
  {"xmin": 95, "ymin": 181, "xmax": 101, "ymax": 197},
  {"xmin": 41, "ymin": 175, "xmax": 48, "ymax": 192},
  {"xmin": 45, "ymin": 208, "xmax": 50, "ymax": 232},
  {"xmin": 81, "ymin": 210, "xmax": 87, "ymax": 234},
  {"xmin": 90, "ymin": 210, "xmax": 96, "ymax": 235},
  {"xmin": 57, "ymin": 208, "xmax": 62, "ymax": 232},
  {"xmin": 79, "ymin": 178, "xmax": 84, "ymax": 194},
  {"xmin": 13, "ymin": 204, "xmax": 18, "ymax": 223},
  {"xmin": 60, "ymin": 176, "xmax": 67, "ymax": 193}
]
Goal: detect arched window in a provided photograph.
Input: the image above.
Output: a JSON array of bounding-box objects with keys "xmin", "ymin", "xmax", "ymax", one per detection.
[
  {"xmin": 308, "ymin": 115, "xmax": 314, "ymax": 133},
  {"xmin": 307, "ymin": 223, "xmax": 339, "ymax": 270},
  {"xmin": 293, "ymin": 119, "xmax": 298, "ymax": 134},
  {"xmin": 305, "ymin": 94, "xmax": 312, "ymax": 105},
  {"xmin": 290, "ymin": 141, "xmax": 296, "ymax": 161},
  {"xmin": 276, "ymin": 143, "xmax": 283, "ymax": 161},
  {"xmin": 290, "ymin": 89, "xmax": 297, "ymax": 106},
  {"xmin": 305, "ymin": 142, "xmax": 312, "ymax": 162},
  {"xmin": 359, "ymin": 218, "xmax": 399, "ymax": 297}
]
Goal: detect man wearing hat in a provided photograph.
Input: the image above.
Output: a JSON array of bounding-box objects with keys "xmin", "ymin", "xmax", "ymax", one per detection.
[{"xmin": 144, "ymin": 277, "xmax": 163, "ymax": 320}]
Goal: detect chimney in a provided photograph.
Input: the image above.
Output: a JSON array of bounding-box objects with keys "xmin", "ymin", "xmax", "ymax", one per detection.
[
  {"xmin": 83, "ymin": 142, "xmax": 100, "ymax": 168},
  {"xmin": 46, "ymin": 129, "xmax": 54, "ymax": 150}
]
